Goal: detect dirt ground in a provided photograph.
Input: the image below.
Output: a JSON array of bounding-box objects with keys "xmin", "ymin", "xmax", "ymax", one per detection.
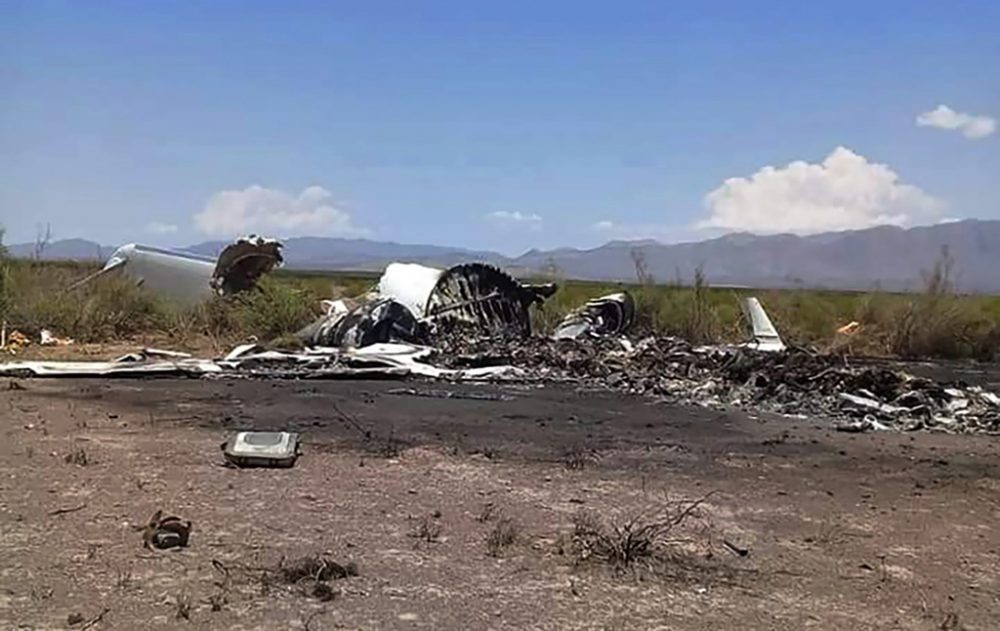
[{"xmin": 2, "ymin": 375, "xmax": 999, "ymax": 630}]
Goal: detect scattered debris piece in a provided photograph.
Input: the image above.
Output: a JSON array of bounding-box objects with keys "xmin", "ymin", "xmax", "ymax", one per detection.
[
  {"xmin": 221, "ymin": 431, "xmax": 301, "ymax": 468},
  {"xmin": 0, "ymin": 352, "xmax": 223, "ymax": 377},
  {"xmin": 49, "ymin": 503, "xmax": 87, "ymax": 516},
  {"xmin": 553, "ymin": 292, "xmax": 635, "ymax": 340},
  {"xmin": 836, "ymin": 321, "xmax": 861, "ymax": 335},
  {"xmin": 78, "ymin": 607, "xmax": 110, "ymax": 631},
  {"xmin": 39, "ymin": 329, "xmax": 75, "ymax": 346},
  {"xmin": 2, "ymin": 329, "xmax": 31, "ymax": 354},
  {"xmin": 138, "ymin": 509, "xmax": 192, "ymax": 550},
  {"xmin": 722, "ymin": 539, "xmax": 750, "ymax": 557},
  {"xmin": 835, "ymin": 418, "xmax": 891, "ymax": 433},
  {"xmin": 297, "ymin": 296, "xmax": 427, "ymax": 347},
  {"xmin": 386, "ymin": 387, "xmax": 513, "ymax": 401}
]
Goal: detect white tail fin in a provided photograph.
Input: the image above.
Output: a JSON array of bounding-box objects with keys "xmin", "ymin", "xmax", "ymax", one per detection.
[{"xmin": 743, "ymin": 297, "xmax": 785, "ymax": 351}]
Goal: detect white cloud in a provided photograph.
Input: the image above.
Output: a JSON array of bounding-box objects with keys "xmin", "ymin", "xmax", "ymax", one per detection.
[
  {"xmin": 146, "ymin": 221, "xmax": 178, "ymax": 235},
  {"xmin": 697, "ymin": 146, "xmax": 945, "ymax": 235},
  {"xmin": 195, "ymin": 185, "xmax": 368, "ymax": 238},
  {"xmin": 485, "ymin": 211, "xmax": 543, "ymax": 231},
  {"xmin": 917, "ymin": 105, "xmax": 996, "ymax": 139}
]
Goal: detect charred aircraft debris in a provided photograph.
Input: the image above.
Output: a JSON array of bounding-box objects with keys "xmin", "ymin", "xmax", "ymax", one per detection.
[
  {"xmin": 70, "ymin": 235, "xmax": 284, "ymax": 303},
  {"xmin": 8, "ymin": 253, "xmax": 1000, "ymax": 435},
  {"xmin": 552, "ymin": 292, "xmax": 635, "ymax": 340},
  {"xmin": 298, "ymin": 262, "xmax": 556, "ymax": 347}
]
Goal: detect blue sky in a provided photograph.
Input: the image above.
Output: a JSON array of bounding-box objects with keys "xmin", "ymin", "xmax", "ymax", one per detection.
[{"xmin": 1, "ymin": 0, "xmax": 997, "ymax": 255}]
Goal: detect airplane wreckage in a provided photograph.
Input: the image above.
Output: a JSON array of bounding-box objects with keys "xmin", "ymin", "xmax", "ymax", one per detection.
[
  {"xmin": 68, "ymin": 236, "xmax": 284, "ymax": 303},
  {"xmin": 7, "ymin": 237, "xmax": 1000, "ymax": 435}
]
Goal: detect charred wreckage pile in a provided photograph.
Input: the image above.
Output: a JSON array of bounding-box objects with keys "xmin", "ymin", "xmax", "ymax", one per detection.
[{"xmin": 4, "ymin": 238, "xmax": 1000, "ymax": 435}]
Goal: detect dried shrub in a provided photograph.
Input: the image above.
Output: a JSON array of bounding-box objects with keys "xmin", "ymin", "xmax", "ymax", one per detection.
[
  {"xmin": 476, "ymin": 502, "xmax": 499, "ymax": 523},
  {"xmin": 562, "ymin": 445, "xmax": 593, "ymax": 470},
  {"xmin": 885, "ymin": 248, "xmax": 999, "ymax": 360},
  {"xmin": 279, "ymin": 555, "xmax": 358, "ymax": 584},
  {"xmin": 409, "ymin": 513, "xmax": 443, "ymax": 543},
  {"xmin": 64, "ymin": 447, "xmax": 90, "ymax": 466},
  {"xmin": 569, "ymin": 495, "xmax": 712, "ymax": 573},
  {"xmin": 174, "ymin": 593, "xmax": 192, "ymax": 620},
  {"xmin": 486, "ymin": 515, "xmax": 519, "ymax": 557}
]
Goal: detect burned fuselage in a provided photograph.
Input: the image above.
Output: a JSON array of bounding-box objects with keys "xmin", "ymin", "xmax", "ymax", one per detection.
[
  {"xmin": 297, "ymin": 262, "xmax": 558, "ymax": 347},
  {"xmin": 90, "ymin": 235, "xmax": 283, "ymax": 304}
]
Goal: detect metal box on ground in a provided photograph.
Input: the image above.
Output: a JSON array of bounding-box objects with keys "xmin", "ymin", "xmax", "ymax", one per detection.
[{"xmin": 222, "ymin": 431, "xmax": 300, "ymax": 468}]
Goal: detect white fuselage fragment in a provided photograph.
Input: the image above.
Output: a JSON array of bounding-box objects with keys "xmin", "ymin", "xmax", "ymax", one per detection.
[
  {"xmin": 377, "ymin": 262, "xmax": 444, "ymax": 318},
  {"xmin": 98, "ymin": 236, "xmax": 282, "ymax": 304},
  {"xmin": 102, "ymin": 244, "xmax": 217, "ymax": 304}
]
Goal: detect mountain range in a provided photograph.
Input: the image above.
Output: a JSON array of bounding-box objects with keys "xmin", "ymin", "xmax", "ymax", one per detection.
[{"xmin": 7, "ymin": 219, "xmax": 1000, "ymax": 293}]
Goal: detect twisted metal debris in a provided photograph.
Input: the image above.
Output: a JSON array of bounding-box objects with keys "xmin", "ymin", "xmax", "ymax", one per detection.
[{"xmin": 431, "ymin": 332, "xmax": 1000, "ymax": 434}]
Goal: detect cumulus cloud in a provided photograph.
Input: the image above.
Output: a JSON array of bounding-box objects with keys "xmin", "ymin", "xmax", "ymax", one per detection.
[
  {"xmin": 485, "ymin": 211, "xmax": 543, "ymax": 231},
  {"xmin": 917, "ymin": 105, "xmax": 996, "ymax": 139},
  {"xmin": 697, "ymin": 147, "xmax": 945, "ymax": 235},
  {"xmin": 195, "ymin": 185, "xmax": 368, "ymax": 238},
  {"xmin": 146, "ymin": 221, "xmax": 178, "ymax": 235}
]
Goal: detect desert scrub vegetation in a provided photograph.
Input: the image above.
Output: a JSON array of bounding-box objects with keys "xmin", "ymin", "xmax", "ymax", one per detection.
[
  {"xmin": 566, "ymin": 495, "xmax": 713, "ymax": 574},
  {"xmin": 0, "ymin": 258, "xmax": 167, "ymax": 341},
  {"xmin": 0, "ymin": 256, "xmax": 321, "ymax": 348}
]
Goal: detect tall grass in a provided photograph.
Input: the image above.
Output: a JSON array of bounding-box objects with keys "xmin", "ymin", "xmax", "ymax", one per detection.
[
  {"xmin": 883, "ymin": 249, "xmax": 999, "ymax": 359},
  {"xmin": 0, "ymin": 258, "xmax": 320, "ymax": 349}
]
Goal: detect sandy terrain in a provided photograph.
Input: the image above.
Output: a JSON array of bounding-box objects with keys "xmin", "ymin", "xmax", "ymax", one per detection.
[{"xmin": 1, "ymin": 376, "xmax": 999, "ymax": 630}]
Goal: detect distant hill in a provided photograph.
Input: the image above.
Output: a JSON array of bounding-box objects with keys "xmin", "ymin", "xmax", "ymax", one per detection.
[
  {"xmin": 8, "ymin": 219, "xmax": 1000, "ymax": 292},
  {"xmin": 6, "ymin": 238, "xmax": 112, "ymax": 261},
  {"xmin": 512, "ymin": 220, "xmax": 1000, "ymax": 292},
  {"xmin": 182, "ymin": 237, "xmax": 509, "ymax": 270}
]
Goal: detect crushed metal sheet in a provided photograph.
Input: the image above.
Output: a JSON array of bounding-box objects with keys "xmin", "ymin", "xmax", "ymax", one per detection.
[
  {"xmin": 552, "ymin": 292, "xmax": 635, "ymax": 340},
  {"xmin": 386, "ymin": 387, "xmax": 514, "ymax": 401},
  {"xmin": 217, "ymin": 342, "xmax": 522, "ymax": 381},
  {"xmin": 296, "ymin": 297, "xmax": 428, "ymax": 348},
  {"xmin": 431, "ymin": 334, "xmax": 1000, "ymax": 434},
  {"xmin": 0, "ymin": 358, "xmax": 222, "ymax": 377}
]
